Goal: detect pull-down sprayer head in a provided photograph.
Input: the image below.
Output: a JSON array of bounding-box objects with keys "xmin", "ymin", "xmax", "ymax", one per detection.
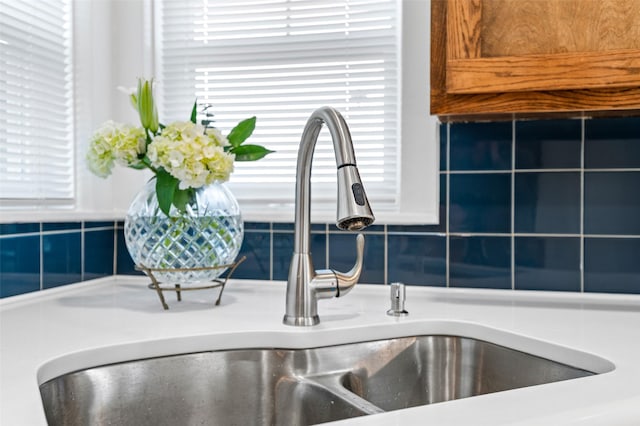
[{"xmin": 336, "ymin": 163, "xmax": 374, "ymax": 231}]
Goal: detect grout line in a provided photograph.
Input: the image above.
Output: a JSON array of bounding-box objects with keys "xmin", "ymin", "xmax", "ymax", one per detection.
[
  {"xmin": 112, "ymin": 220, "xmax": 118, "ymax": 275},
  {"xmin": 383, "ymin": 224, "xmax": 388, "ymax": 285},
  {"xmin": 444, "ymin": 168, "xmax": 640, "ymax": 174},
  {"xmin": 326, "ymin": 230, "xmax": 386, "ymax": 235},
  {"xmin": 73, "ymin": 226, "xmax": 114, "ymax": 232},
  {"xmin": 580, "ymin": 118, "xmax": 586, "ymax": 293},
  {"xmin": 81, "ymin": 222, "xmax": 85, "ymax": 282},
  {"xmin": 445, "ymin": 170, "xmax": 511, "ymax": 174},
  {"xmin": 386, "ymin": 231, "xmax": 447, "ymax": 237},
  {"xmin": 511, "ymin": 168, "xmax": 582, "ymax": 173},
  {"xmin": 0, "ymin": 228, "xmax": 96, "ymax": 239},
  {"xmin": 39, "ymin": 223, "xmax": 43, "ymax": 291},
  {"xmin": 580, "ymin": 168, "xmax": 640, "ymax": 172},
  {"xmin": 511, "ymin": 119, "xmax": 516, "ymax": 291},
  {"xmin": 325, "ymin": 223, "xmax": 329, "ymax": 269},
  {"xmin": 445, "ymin": 122, "xmax": 450, "ymax": 288},
  {"xmin": 269, "ymin": 222, "xmax": 274, "ymax": 281},
  {"xmin": 583, "ymin": 234, "xmax": 640, "ymax": 239},
  {"xmin": 507, "ymin": 233, "xmax": 581, "ymax": 238},
  {"xmin": 0, "ymin": 232, "xmax": 41, "ymax": 239}
]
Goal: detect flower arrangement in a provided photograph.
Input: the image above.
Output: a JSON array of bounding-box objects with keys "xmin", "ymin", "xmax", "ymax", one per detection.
[{"xmin": 87, "ymin": 78, "xmax": 272, "ymax": 216}]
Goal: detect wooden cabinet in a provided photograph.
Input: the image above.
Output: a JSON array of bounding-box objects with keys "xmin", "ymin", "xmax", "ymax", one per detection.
[{"xmin": 431, "ymin": 0, "xmax": 640, "ymax": 118}]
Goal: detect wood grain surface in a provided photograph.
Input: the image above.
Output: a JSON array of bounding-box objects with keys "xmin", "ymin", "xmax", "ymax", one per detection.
[
  {"xmin": 431, "ymin": 0, "xmax": 640, "ymax": 117},
  {"xmin": 482, "ymin": 0, "xmax": 640, "ymax": 57}
]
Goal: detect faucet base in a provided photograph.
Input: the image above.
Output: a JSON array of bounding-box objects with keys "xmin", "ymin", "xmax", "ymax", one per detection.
[{"xmin": 283, "ymin": 314, "xmax": 320, "ymax": 327}]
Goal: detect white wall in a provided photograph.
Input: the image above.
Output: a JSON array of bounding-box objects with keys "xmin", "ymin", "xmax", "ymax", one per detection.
[{"xmin": 74, "ymin": 0, "xmax": 150, "ymax": 219}]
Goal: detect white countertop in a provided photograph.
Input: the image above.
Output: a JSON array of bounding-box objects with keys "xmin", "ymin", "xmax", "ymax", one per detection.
[{"xmin": 2, "ymin": 277, "xmax": 640, "ymax": 425}]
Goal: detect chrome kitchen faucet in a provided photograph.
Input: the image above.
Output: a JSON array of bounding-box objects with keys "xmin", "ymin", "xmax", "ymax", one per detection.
[{"xmin": 283, "ymin": 106, "xmax": 375, "ymax": 326}]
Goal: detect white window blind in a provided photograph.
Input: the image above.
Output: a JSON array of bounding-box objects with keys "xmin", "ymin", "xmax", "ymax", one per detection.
[
  {"xmin": 0, "ymin": 0, "xmax": 74, "ymax": 202},
  {"xmin": 155, "ymin": 0, "xmax": 400, "ymax": 209}
]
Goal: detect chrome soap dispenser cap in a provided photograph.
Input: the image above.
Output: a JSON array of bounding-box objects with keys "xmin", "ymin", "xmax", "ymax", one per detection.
[{"xmin": 387, "ymin": 282, "xmax": 409, "ymax": 317}]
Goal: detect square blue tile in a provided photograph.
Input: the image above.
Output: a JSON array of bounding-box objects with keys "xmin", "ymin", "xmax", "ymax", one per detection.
[
  {"xmin": 329, "ymin": 233, "xmax": 384, "ymax": 284},
  {"xmin": 43, "ymin": 233, "xmax": 82, "ymax": 289},
  {"xmin": 244, "ymin": 221, "xmax": 270, "ymax": 231},
  {"xmin": 514, "ymin": 237, "xmax": 580, "ymax": 292},
  {"xmin": 84, "ymin": 221, "xmax": 115, "ymax": 229},
  {"xmin": 0, "ymin": 235, "xmax": 40, "ymax": 297},
  {"xmin": 449, "ymin": 173, "xmax": 511, "ymax": 233},
  {"xmin": 450, "ymin": 121, "xmax": 512, "ymax": 171},
  {"xmin": 585, "ymin": 117, "xmax": 640, "ymax": 169},
  {"xmin": 0, "ymin": 223, "xmax": 39, "ymax": 236},
  {"xmin": 450, "ymin": 236, "xmax": 511, "ymax": 289},
  {"xmin": 234, "ymin": 232, "xmax": 271, "ymax": 280},
  {"xmin": 272, "ymin": 233, "xmax": 326, "ymax": 281},
  {"xmin": 514, "ymin": 172, "xmax": 580, "ymax": 234},
  {"xmin": 116, "ymin": 229, "xmax": 143, "ymax": 276},
  {"xmin": 272, "ymin": 233, "xmax": 293, "ymax": 281},
  {"xmin": 585, "ymin": 171, "xmax": 640, "ymax": 235},
  {"xmin": 272, "ymin": 223, "xmax": 293, "ymax": 231},
  {"xmin": 515, "ymin": 119, "xmax": 581, "ymax": 169},
  {"xmin": 84, "ymin": 229, "xmax": 115, "ymax": 279},
  {"xmin": 43, "ymin": 222, "xmax": 81, "ymax": 232},
  {"xmin": 311, "ymin": 224, "xmax": 327, "ymax": 232},
  {"xmin": 439, "ymin": 122, "xmax": 447, "ymax": 171},
  {"xmin": 328, "ymin": 224, "xmax": 385, "ymax": 233},
  {"xmin": 387, "ymin": 235, "xmax": 446, "ymax": 286},
  {"xmin": 585, "ymin": 238, "xmax": 640, "ymax": 294},
  {"xmin": 273, "ymin": 222, "xmax": 326, "ymax": 232}
]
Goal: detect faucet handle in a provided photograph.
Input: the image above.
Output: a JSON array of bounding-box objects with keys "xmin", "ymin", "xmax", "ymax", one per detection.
[{"xmin": 334, "ymin": 233, "xmax": 365, "ymax": 297}]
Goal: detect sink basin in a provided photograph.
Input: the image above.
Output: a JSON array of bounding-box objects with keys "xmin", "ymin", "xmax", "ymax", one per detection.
[
  {"xmin": 339, "ymin": 335, "xmax": 594, "ymax": 411},
  {"xmin": 40, "ymin": 335, "xmax": 596, "ymax": 426}
]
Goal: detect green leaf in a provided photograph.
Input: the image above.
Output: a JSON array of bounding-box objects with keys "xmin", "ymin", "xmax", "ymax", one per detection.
[
  {"xmin": 128, "ymin": 162, "xmax": 147, "ymax": 170},
  {"xmin": 129, "ymin": 93, "xmax": 138, "ymax": 111},
  {"xmin": 137, "ymin": 79, "xmax": 153, "ymax": 128},
  {"xmin": 227, "ymin": 116, "xmax": 256, "ymax": 147},
  {"xmin": 230, "ymin": 144, "xmax": 274, "ymax": 161},
  {"xmin": 190, "ymin": 100, "xmax": 197, "ymax": 124},
  {"xmin": 137, "ymin": 78, "xmax": 159, "ymax": 133},
  {"xmin": 141, "ymin": 155, "xmax": 154, "ymax": 170},
  {"xmin": 155, "ymin": 169, "xmax": 179, "ymax": 217},
  {"xmin": 173, "ymin": 187, "xmax": 192, "ymax": 213}
]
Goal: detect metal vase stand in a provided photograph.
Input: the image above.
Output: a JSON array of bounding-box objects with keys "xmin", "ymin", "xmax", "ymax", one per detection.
[{"xmin": 135, "ymin": 256, "xmax": 246, "ymax": 310}]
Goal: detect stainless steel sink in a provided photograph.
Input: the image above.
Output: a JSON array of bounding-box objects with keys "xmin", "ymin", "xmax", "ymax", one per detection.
[
  {"xmin": 339, "ymin": 336, "xmax": 594, "ymax": 411},
  {"xmin": 40, "ymin": 335, "xmax": 595, "ymax": 426}
]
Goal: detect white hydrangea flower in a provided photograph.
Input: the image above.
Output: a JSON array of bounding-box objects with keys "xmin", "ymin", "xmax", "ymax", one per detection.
[
  {"xmin": 205, "ymin": 127, "xmax": 230, "ymax": 147},
  {"xmin": 86, "ymin": 120, "xmax": 146, "ymax": 177},
  {"xmin": 147, "ymin": 121, "xmax": 235, "ymax": 189},
  {"xmin": 86, "ymin": 131, "xmax": 115, "ymax": 178}
]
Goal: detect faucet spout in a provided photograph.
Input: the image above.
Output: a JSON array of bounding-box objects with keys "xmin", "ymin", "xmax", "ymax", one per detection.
[{"xmin": 283, "ymin": 107, "xmax": 375, "ymax": 327}]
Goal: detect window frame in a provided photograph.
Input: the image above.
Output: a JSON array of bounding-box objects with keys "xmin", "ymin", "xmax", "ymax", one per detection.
[{"xmin": 152, "ymin": 0, "xmax": 438, "ymax": 225}]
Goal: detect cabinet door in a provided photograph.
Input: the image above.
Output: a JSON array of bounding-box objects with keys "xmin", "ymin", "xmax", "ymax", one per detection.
[{"xmin": 432, "ymin": 0, "xmax": 640, "ymax": 117}]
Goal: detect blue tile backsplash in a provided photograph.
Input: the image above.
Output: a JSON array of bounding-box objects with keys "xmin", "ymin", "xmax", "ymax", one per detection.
[
  {"xmin": 0, "ymin": 222, "xmax": 115, "ymax": 298},
  {"xmin": 3, "ymin": 116, "xmax": 640, "ymax": 297}
]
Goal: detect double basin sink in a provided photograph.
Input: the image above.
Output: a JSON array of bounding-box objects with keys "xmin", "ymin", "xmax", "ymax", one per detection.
[{"xmin": 40, "ymin": 334, "xmax": 596, "ymax": 425}]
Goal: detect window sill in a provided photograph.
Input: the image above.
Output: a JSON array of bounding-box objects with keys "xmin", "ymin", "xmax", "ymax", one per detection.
[
  {"xmin": 0, "ymin": 209, "xmax": 126, "ymax": 224},
  {"xmin": 240, "ymin": 205, "xmax": 439, "ymax": 226},
  {"xmin": 0, "ymin": 206, "xmax": 437, "ymax": 226}
]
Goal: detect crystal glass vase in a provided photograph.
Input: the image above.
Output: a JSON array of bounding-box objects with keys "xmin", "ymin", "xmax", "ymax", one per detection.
[{"xmin": 124, "ymin": 179, "xmax": 244, "ymax": 287}]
